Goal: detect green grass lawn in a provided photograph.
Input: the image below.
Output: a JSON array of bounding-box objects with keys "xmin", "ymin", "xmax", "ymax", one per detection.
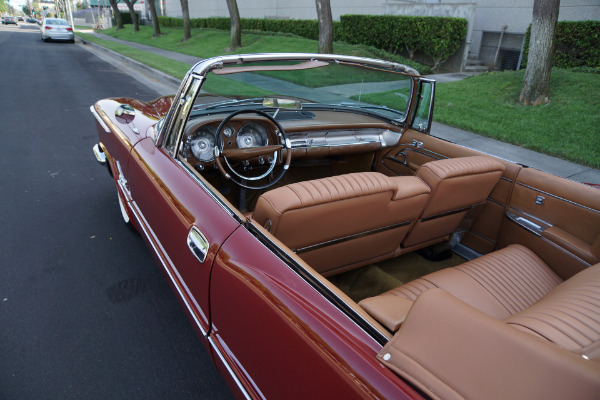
[
  {"xmin": 77, "ymin": 26, "xmax": 599, "ymax": 168},
  {"xmin": 86, "ymin": 25, "xmax": 428, "ymax": 73},
  {"xmin": 434, "ymin": 70, "xmax": 600, "ymax": 168}
]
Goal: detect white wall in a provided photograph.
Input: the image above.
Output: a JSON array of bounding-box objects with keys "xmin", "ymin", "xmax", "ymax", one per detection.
[
  {"xmin": 160, "ymin": 0, "xmax": 600, "ymax": 69},
  {"xmin": 163, "ymin": 0, "xmax": 387, "ymax": 20}
]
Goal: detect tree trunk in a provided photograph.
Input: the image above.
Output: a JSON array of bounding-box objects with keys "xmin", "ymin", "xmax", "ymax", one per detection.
[
  {"xmin": 122, "ymin": 0, "xmax": 139, "ymax": 32},
  {"xmin": 315, "ymin": 0, "xmax": 333, "ymax": 54},
  {"xmin": 108, "ymin": 0, "xmax": 124, "ymax": 30},
  {"xmin": 226, "ymin": 0, "xmax": 241, "ymax": 51},
  {"xmin": 520, "ymin": 0, "xmax": 560, "ymax": 106},
  {"xmin": 180, "ymin": 0, "xmax": 191, "ymax": 41},
  {"xmin": 146, "ymin": 0, "xmax": 161, "ymax": 37}
]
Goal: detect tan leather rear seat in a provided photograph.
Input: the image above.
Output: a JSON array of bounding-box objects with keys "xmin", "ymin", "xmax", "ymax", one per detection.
[
  {"xmin": 360, "ymin": 244, "xmax": 600, "ymax": 360},
  {"xmin": 367, "ymin": 245, "xmax": 600, "ymax": 399},
  {"xmin": 252, "ymin": 172, "xmax": 430, "ymax": 276}
]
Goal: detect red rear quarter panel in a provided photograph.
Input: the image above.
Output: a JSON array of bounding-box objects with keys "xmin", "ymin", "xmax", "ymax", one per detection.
[{"xmin": 209, "ymin": 227, "xmax": 422, "ymax": 399}]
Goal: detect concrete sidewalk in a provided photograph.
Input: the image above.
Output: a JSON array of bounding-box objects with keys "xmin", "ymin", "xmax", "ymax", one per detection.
[{"xmin": 78, "ymin": 31, "xmax": 600, "ymax": 185}]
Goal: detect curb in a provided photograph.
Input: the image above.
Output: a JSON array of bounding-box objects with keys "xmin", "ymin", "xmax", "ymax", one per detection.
[{"xmin": 76, "ymin": 35, "xmax": 182, "ymax": 90}]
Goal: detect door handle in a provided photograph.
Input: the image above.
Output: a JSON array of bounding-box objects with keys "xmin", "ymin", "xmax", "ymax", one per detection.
[{"xmin": 187, "ymin": 227, "xmax": 209, "ymax": 263}]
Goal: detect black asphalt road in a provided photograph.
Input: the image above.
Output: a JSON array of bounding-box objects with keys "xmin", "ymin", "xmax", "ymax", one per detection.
[{"xmin": 0, "ymin": 24, "xmax": 233, "ymax": 399}]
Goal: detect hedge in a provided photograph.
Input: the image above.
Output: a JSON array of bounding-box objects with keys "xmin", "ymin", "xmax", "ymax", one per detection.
[
  {"xmin": 339, "ymin": 15, "xmax": 467, "ymax": 71},
  {"xmin": 157, "ymin": 16, "xmax": 329, "ymax": 39},
  {"xmin": 522, "ymin": 20, "xmax": 600, "ymax": 69},
  {"xmin": 157, "ymin": 15, "xmax": 467, "ymax": 70},
  {"xmin": 118, "ymin": 11, "xmax": 139, "ymax": 25}
]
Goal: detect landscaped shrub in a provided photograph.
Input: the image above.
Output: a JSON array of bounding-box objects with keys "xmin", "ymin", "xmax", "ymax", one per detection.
[
  {"xmin": 156, "ymin": 15, "xmax": 465, "ymax": 70},
  {"xmin": 118, "ymin": 11, "xmax": 139, "ymax": 25},
  {"xmin": 339, "ymin": 15, "xmax": 467, "ymax": 71},
  {"xmin": 522, "ymin": 20, "xmax": 600, "ymax": 69}
]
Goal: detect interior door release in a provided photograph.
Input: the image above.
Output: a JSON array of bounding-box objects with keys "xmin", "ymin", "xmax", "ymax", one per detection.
[{"xmin": 535, "ymin": 195, "xmax": 545, "ymax": 206}]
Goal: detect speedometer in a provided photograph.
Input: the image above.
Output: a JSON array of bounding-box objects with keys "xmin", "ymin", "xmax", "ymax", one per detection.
[
  {"xmin": 189, "ymin": 126, "xmax": 216, "ymax": 162},
  {"xmin": 236, "ymin": 123, "xmax": 268, "ymax": 149}
]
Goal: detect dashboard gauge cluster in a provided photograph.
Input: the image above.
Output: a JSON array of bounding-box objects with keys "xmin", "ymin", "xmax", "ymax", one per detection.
[
  {"xmin": 183, "ymin": 120, "xmax": 271, "ymax": 163},
  {"xmin": 184, "ymin": 126, "xmax": 216, "ymax": 162},
  {"xmin": 236, "ymin": 123, "xmax": 269, "ymax": 149},
  {"xmin": 222, "ymin": 125, "xmax": 235, "ymax": 138}
]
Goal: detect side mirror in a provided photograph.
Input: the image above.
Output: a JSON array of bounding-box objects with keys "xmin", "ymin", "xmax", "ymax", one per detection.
[{"xmin": 115, "ymin": 104, "xmax": 136, "ymax": 124}]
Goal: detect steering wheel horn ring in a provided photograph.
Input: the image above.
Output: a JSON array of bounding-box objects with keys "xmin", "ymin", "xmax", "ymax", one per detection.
[{"xmin": 214, "ymin": 109, "xmax": 292, "ymax": 190}]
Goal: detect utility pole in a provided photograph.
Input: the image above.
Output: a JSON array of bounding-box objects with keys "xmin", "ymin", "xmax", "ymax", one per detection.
[{"xmin": 65, "ymin": 0, "xmax": 74, "ymax": 26}]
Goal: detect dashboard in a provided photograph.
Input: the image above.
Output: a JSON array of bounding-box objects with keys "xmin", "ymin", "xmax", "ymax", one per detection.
[
  {"xmin": 182, "ymin": 118, "xmax": 272, "ymax": 164},
  {"xmin": 180, "ymin": 111, "xmax": 403, "ymax": 167}
]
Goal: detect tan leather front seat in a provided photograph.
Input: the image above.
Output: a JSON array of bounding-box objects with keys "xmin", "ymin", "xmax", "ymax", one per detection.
[
  {"xmin": 401, "ymin": 156, "xmax": 505, "ymax": 249},
  {"xmin": 251, "ymin": 172, "xmax": 430, "ymax": 276}
]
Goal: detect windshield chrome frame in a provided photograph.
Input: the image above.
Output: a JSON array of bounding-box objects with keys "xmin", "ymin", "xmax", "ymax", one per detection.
[
  {"xmin": 190, "ymin": 53, "xmax": 420, "ymax": 77},
  {"xmin": 161, "ymin": 53, "xmax": 421, "ymax": 155}
]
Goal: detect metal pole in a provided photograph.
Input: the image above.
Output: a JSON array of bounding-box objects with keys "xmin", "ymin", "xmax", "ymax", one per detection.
[
  {"xmin": 66, "ymin": 0, "xmax": 74, "ymax": 27},
  {"xmin": 494, "ymin": 25, "xmax": 508, "ymax": 70}
]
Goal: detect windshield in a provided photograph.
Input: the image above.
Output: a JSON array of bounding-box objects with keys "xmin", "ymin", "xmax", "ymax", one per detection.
[{"xmin": 191, "ymin": 60, "xmax": 414, "ymax": 122}]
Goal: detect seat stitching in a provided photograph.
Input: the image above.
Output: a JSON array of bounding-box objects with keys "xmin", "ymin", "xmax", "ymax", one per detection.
[{"xmin": 508, "ymin": 309, "xmax": 595, "ymax": 348}]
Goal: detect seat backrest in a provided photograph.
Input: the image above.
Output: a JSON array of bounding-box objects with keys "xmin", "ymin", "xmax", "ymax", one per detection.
[
  {"xmin": 402, "ymin": 156, "xmax": 505, "ymax": 249},
  {"xmin": 252, "ymin": 172, "xmax": 430, "ymax": 276},
  {"xmin": 505, "ymin": 262, "xmax": 600, "ymax": 358}
]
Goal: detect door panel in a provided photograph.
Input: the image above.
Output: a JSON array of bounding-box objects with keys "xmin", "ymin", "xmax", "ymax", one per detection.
[
  {"xmin": 499, "ymin": 167, "xmax": 600, "ymax": 279},
  {"xmin": 127, "ymin": 138, "xmax": 240, "ymax": 335},
  {"xmin": 375, "ymin": 129, "xmax": 523, "ymax": 255}
]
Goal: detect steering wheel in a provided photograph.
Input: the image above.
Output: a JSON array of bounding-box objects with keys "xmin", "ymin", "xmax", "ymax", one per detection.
[{"xmin": 214, "ymin": 109, "xmax": 292, "ymax": 190}]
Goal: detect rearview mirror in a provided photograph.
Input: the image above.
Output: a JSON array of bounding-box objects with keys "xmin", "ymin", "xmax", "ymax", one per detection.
[{"xmin": 263, "ymin": 98, "xmax": 302, "ymax": 110}]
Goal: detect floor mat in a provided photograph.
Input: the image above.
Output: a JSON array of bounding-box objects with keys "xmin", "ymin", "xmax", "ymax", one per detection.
[{"xmin": 328, "ymin": 251, "xmax": 466, "ymax": 302}]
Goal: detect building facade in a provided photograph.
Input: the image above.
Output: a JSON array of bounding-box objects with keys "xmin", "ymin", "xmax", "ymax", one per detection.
[{"xmin": 160, "ymin": 0, "xmax": 600, "ymax": 71}]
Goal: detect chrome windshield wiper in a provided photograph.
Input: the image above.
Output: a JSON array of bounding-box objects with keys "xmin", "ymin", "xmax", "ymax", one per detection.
[
  {"xmin": 347, "ymin": 103, "xmax": 405, "ymax": 116},
  {"xmin": 325, "ymin": 102, "xmax": 406, "ymax": 121}
]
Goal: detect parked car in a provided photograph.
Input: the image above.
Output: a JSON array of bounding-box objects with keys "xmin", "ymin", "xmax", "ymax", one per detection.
[
  {"xmin": 40, "ymin": 18, "xmax": 74, "ymax": 43},
  {"xmin": 2, "ymin": 16, "xmax": 17, "ymax": 25},
  {"xmin": 26, "ymin": 18, "xmax": 38, "ymax": 24},
  {"xmin": 91, "ymin": 53, "xmax": 600, "ymax": 399}
]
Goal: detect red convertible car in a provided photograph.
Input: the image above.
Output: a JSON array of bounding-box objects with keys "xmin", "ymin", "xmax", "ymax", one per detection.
[{"xmin": 91, "ymin": 53, "xmax": 600, "ymax": 399}]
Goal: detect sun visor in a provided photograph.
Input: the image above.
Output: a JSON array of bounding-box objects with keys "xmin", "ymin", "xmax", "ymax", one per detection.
[{"xmin": 212, "ymin": 60, "xmax": 329, "ymax": 75}]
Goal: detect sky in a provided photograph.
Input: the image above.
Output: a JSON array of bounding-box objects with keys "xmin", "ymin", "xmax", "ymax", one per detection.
[{"xmin": 10, "ymin": 0, "xmax": 27, "ymax": 10}]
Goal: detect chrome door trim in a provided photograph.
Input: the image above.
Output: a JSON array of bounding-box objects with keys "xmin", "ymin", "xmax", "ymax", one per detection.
[
  {"xmin": 295, "ymin": 220, "xmax": 411, "ymax": 254},
  {"xmin": 125, "ymin": 197, "xmax": 210, "ymax": 337},
  {"xmin": 515, "ymin": 182, "xmax": 600, "ymax": 214},
  {"xmin": 207, "ymin": 335, "xmax": 255, "ymax": 400}
]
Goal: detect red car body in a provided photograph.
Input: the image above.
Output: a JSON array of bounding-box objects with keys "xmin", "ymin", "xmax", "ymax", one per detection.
[
  {"xmin": 92, "ymin": 53, "xmax": 600, "ymax": 399},
  {"xmin": 91, "ymin": 55, "xmax": 423, "ymax": 399}
]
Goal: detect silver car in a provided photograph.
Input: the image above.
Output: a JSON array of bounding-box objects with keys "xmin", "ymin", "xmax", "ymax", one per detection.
[{"xmin": 40, "ymin": 18, "xmax": 74, "ymax": 43}]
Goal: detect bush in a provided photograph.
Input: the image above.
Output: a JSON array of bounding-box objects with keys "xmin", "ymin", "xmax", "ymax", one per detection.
[
  {"xmin": 339, "ymin": 15, "xmax": 467, "ymax": 71},
  {"xmin": 156, "ymin": 15, "xmax": 464, "ymax": 71},
  {"xmin": 522, "ymin": 20, "xmax": 600, "ymax": 69},
  {"xmin": 118, "ymin": 11, "xmax": 139, "ymax": 25}
]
